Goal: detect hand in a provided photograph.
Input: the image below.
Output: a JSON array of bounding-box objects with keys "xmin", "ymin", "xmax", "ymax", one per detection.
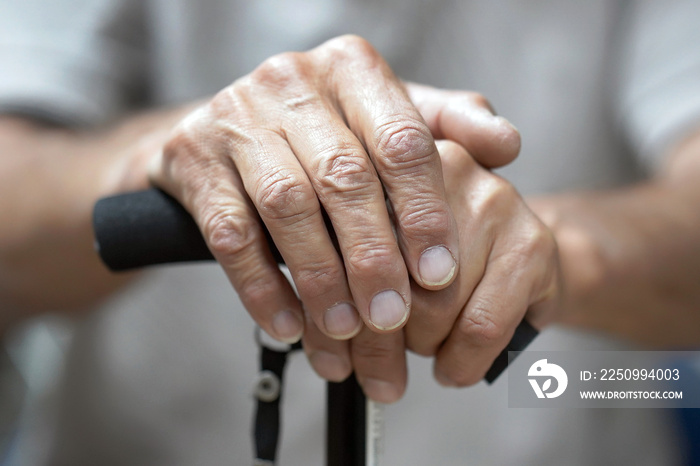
[
  {"xmin": 297, "ymin": 140, "xmax": 559, "ymax": 401},
  {"xmin": 405, "ymin": 140, "xmax": 561, "ymax": 387},
  {"xmin": 149, "ymin": 35, "xmax": 519, "ymax": 347}
]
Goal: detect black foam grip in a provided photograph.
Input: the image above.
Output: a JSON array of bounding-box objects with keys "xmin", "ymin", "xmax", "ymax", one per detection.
[
  {"xmin": 93, "ymin": 188, "xmax": 536, "ymax": 381},
  {"xmin": 93, "ymin": 188, "xmax": 281, "ymax": 270}
]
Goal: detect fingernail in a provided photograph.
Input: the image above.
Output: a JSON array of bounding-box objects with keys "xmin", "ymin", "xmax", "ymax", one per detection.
[
  {"xmin": 434, "ymin": 368, "xmax": 457, "ymax": 387},
  {"xmin": 272, "ymin": 310, "xmax": 303, "ymax": 343},
  {"xmin": 418, "ymin": 246, "xmax": 456, "ymax": 287},
  {"xmin": 369, "ymin": 290, "xmax": 409, "ymax": 331},
  {"xmin": 324, "ymin": 302, "xmax": 362, "ymax": 339},
  {"xmin": 495, "ymin": 114, "xmax": 519, "ymax": 132},
  {"xmin": 362, "ymin": 378, "xmax": 403, "ymax": 403},
  {"xmin": 495, "ymin": 116, "xmax": 522, "ymax": 154},
  {"xmin": 309, "ymin": 351, "xmax": 351, "ymax": 382}
]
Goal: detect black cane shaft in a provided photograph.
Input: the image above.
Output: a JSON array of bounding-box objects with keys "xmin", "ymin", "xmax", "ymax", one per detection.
[
  {"xmin": 93, "ymin": 188, "xmax": 281, "ymax": 270},
  {"xmin": 327, "ymin": 374, "xmax": 366, "ymax": 466}
]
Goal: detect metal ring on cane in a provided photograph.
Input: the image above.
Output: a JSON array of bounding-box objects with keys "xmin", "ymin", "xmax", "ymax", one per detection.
[{"xmin": 254, "ymin": 370, "xmax": 281, "ymax": 403}]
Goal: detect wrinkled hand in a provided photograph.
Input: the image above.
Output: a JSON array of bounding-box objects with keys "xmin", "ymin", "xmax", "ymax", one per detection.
[
  {"xmin": 149, "ymin": 35, "xmax": 524, "ymax": 402},
  {"xmin": 310, "ymin": 141, "xmax": 562, "ymax": 401},
  {"xmin": 408, "ymin": 141, "xmax": 561, "ymax": 387},
  {"xmin": 149, "ymin": 36, "xmax": 517, "ymax": 339}
]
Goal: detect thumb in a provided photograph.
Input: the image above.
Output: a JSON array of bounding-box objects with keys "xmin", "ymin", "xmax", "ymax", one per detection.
[{"xmin": 405, "ymin": 82, "xmax": 521, "ymax": 168}]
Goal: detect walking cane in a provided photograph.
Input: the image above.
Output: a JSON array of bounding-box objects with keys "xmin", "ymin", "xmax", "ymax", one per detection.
[{"xmin": 93, "ymin": 188, "xmax": 538, "ymax": 465}]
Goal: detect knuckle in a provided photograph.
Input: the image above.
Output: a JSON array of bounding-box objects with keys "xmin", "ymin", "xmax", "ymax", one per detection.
[
  {"xmin": 164, "ymin": 96, "xmax": 253, "ymax": 168},
  {"xmin": 472, "ymin": 176, "xmax": 519, "ymax": 216},
  {"xmin": 519, "ymin": 222, "xmax": 557, "ymax": 257},
  {"xmin": 161, "ymin": 113, "xmax": 209, "ymax": 169},
  {"xmin": 457, "ymin": 307, "xmax": 508, "ymax": 348},
  {"xmin": 504, "ymin": 221, "xmax": 558, "ymax": 270},
  {"xmin": 208, "ymin": 81, "xmax": 261, "ymax": 129},
  {"xmin": 241, "ymin": 275, "xmax": 280, "ymax": 313},
  {"xmin": 250, "ymin": 51, "xmax": 308, "ymax": 90},
  {"xmin": 254, "ymin": 170, "xmax": 319, "ymax": 223},
  {"xmin": 345, "ymin": 243, "xmax": 397, "ymax": 279},
  {"xmin": 315, "ymin": 146, "xmax": 378, "ymax": 196},
  {"xmin": 489, "ymin": 176, "xmax": 518, "ymax": 203},
  {"xmin": 209, "ymin": 84, "xmax": 244, "ymax": 118},
  {"xmin": 396, "ymin": 200, "xmax": 451, "ymax": 243},
  {"xmin": 322, "ymin": 34, "xmax": 379, "ymax": 62},
  {"xmin": 294, "ymin": 262, "xmax": 345, "ymax": 300},
  {"xmin": 373, "ymin": 119, "xmax": 435, "ymax": 172},
  {"xmin": 203, "ymin": 207, "xmax": 259, "ymax": 264}
]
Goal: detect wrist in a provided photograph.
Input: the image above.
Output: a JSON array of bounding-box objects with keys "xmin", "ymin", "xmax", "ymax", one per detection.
[{"xmin": 527, "ymin": 195, "xmax": 609, "ymax": 327}]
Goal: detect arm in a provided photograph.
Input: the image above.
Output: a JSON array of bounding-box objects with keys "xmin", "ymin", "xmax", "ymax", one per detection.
[
  {"xmin": 529, "ymin": 130, "xmax": 700, "ymax": 347},
  {"xmin": 0, "ymin": 106, "xmax": 194, "ymax": 332}
]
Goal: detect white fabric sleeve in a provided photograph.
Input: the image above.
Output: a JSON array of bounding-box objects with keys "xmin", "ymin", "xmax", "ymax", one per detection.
[
  {"xmin": 0, "ymin": 0, "xmax": 148, "ymax": 127},
  {"xmin": 615, "ymin": 0, "xmax": 700, "ymax": 170}
]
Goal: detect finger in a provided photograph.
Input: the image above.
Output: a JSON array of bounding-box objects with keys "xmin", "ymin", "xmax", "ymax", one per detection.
[
  {"xmin": 231, "ymin": 125, "xmax": 363, "ymax": 340},
  {"xmin": 282, "ymin": 107, "xmax": 411, "ymax": 334},
  {"xmin": 241, "ymin": 50, "xmax": 410, "ymax": 335},
  {"xmin": 302, "ymin": 313, "xmax": 353, "ymax": 382},
  {"xmin": 351, "ymin": 326, "xmax": 407, "ymax": 403},
  {"xmin": 430, "ymin": 146, "xmax": 559, "ymax": 385},
  {"xmin": 317, "ymin": 36, "xmax": 460, "ymax": 293},
  {"xmin": 151, "ymin": 116, "xmax": 304, "ymax": 343},
  {"xmin": 405, "ymin": 82, "xmax": 521, "ymax": 168},
  {"xmin": 404, "ymin": 140, "xmax": 488, "ymax": 356},
  {"xmin": 405, "ymin": 245, "xmax": 488, "ymax": 357},
  {"xmin": 433, "ymin": 256, "xmax": 535, "ymax": 387}
]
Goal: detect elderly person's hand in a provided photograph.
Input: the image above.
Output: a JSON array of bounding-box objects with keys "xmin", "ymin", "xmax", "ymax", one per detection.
[
  {"xmin": 148, "ymin": 35, "xmax": 523, "ymax": 400},
  {"xmin": 300, "ymin": 140, "xmax": 561, "ymax": 401}
]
